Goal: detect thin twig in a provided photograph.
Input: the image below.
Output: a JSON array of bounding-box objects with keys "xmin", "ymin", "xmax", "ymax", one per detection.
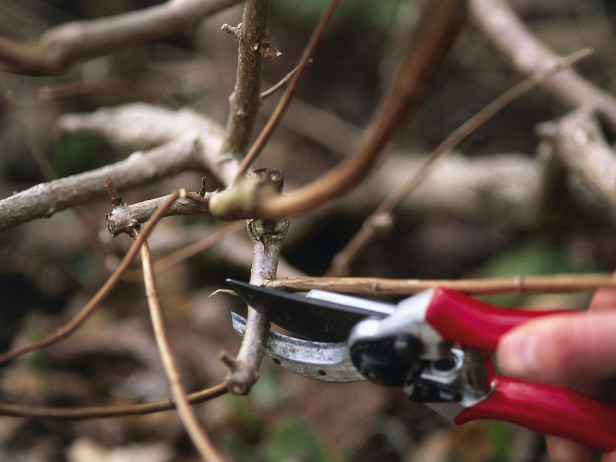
[
  {"xmin": 260, "ymin": 60, "xmax": 312, "ymax": 99},
  {"xmin": 232, "ymin": 0, "xmax": 342, "ymax": 182},
  {"xmin": 264, "ymin": 274, "xmax": 616, "ymax": 295},
  {"xmin": 153, "ymin": 221, "xmax": 245, "ymax": 273},
  {"xmin": 327, "ymin": 47, "xmax": 592, "ymax": 276},
  {"xmin": 0, "ymin": 0, "xmax": 243, "ymax": 74},
  {"xmin": 0, "ymin": 383, "xmax": 227, "ymax": 420},
  {"xmin": 253, "ymin": 0, "xmax": 466, "ymax": 218},
  {"xmin": 0, "ymin": 190, "xmax": 182, "ymax": 364},
  {"xmin": 139, "ymin": 230, "xmax": 224, "ymax": 462}
]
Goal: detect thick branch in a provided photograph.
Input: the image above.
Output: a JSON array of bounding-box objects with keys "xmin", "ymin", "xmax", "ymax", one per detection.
[
  {"xmin": 537, "ymin": 109, "xmax": 616, "ymax": 206},
  {"xmin": 233, "ymin": 0, "xmax": 341, "ymax": 180},
  {"xmin": 57, "ymin": 103, "xmax": 239, "ymax": 186},
  {"xmin": 0, "ymin": 134, "xmax": 199, "ymax": 232},
  {"xmin": 220, "ymin": 0, "xmax": 271, "ymax": 159},
  {"xmin": 0, "ymin": 0, "xmax": 243, "ymax": 74},
  {"xmin": 225, "ymin": 180, "xmax": 290, "ymax": 395},
  {"xmin": 469, "ymin": 0, "xmax": 616, "ymax": 131}
]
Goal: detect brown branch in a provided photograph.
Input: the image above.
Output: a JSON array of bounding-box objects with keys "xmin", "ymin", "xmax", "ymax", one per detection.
[
  {"xmin": 0, "ymin": 190, "xmax": 182, "ymax": 363},
  {"xmin": 327, "ymin": 48, "xmax": 592, "ymax": 276},
  {"xmin": 219, "ymin": 0, "xmax": 272, "ymax": 160},
  {"xmin": 469, "ymin": 0, "xmax": 616, "ymax": 131},
  {"xmin": 0, "ymin": 383, "xmax": 227, "ymax": 420},
  {"xmin": 139, "ymin": 230, "xmax": 224, "ymax": 462},
  {"xmin": 232, "ymin": 0, "xmax": 341, "ymax": 181},
  {"xmin": 38, "ymin": 79, "xmax": 158, "ymax": 102},
  {"xmin": 259, "ymin": 60, "xmax": 311, "ymax": 99},
  {"xmin": 264, "ymin": 274, "xmax": 616, "ymax": 295},
  {"xmin": 537, "ymin": 109, "xmax": 616, "ymax": 207},
  {"xmin": 252, "ymin": 0, "xmax": 466, "ymax": 218},
  {"xmin": 0, "ymin": 0, "xmax": 243, "ymax": 74}
]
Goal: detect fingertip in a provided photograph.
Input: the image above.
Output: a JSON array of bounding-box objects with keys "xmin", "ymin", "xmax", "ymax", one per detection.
[{"xmin": 496, "ymin": 327, "xmax": 539, "ymax": 379}]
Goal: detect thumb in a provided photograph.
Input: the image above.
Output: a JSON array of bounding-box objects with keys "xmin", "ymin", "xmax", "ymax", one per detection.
[{"xmin": 496, "ymin": 311, "xmax": 616, "ymax": 386}]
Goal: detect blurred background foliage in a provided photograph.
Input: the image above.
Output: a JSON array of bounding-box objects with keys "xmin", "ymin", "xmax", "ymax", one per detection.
[{"xmin": 0, "ymin": 0, "xmax": 615, "ymax": 461}]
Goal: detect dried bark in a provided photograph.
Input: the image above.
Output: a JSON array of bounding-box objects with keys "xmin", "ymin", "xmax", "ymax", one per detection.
[{"xmin": 0, "ymin": 0, "xmax": 243, "ymax": 74}]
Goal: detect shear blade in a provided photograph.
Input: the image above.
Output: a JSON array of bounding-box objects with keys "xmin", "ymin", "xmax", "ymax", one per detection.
[
  {"xmin": 226, "ymin": 279, "xmax": 392, "ymax": 342},
  {"xmin": 232, "ymin": 312, "xmax": 365, "ymax": 382}
]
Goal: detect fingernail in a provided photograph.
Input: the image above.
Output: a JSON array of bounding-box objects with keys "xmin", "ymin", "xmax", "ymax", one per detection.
[{"xmin": 497, "ymin": 330, "xmax": 538, "ymax": 378}]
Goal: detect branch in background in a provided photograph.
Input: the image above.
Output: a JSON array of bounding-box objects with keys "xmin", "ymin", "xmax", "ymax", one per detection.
[
  {"xmin": 220, "ymin": 0, "xmax": 272, "ymax": 160},
  {"xmin": 139, "ymin": 230, "xmax": 224, "ymax": 462},
  {"xmin": 10, "ymin": 94, "xmax": 580, "ymax": 233},
  {"xmin": 254, "ymin": 0, "xmax": 466, "ymax": 218},
  {"xmin": 57, "ymin": 103, "xmax": 239, "ymax": 185},
  {"xmin": 56, "ymin": 103, "xmax": 221, "ymax": 153},
  {"xmin": 0, "ymin": 0, "xmax": 243, "ymax": 74},
  {"xmin": 326, "ymin": 48, "xmax": 592, "ymax": 276},
  {"xmin": 232, "ymin": 0, "xmax": 342, "ymax": 181},
  {"xmin": 264, "ymin": 274, "xmax": 616, "ymax": 295},
  {"xmin": 469, "ymin": 0, "xmax": 616, "ymax": 131},
  {"xmin": 538, "ymin": 109, "xmax": 616, "ymax": 207},
  {"xmin": 0, "ymin": 79, "xmax": 108, "ymax": 264},
  {"xmin": 38, "ymin": 79, "xmax": 158, "ymax": 102}
]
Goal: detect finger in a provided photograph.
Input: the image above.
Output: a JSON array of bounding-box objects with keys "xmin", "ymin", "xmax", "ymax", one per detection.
[
  {"xmin": 496, "ymin": 311, "xmax": 616, "ymax": 385},
  {"xmin": 603, "ymin": 451, "xmax": 616, "ymax": 462},
  {"xmin": 589, "ymin": 288, "xmax": 616, "ymax": 312},
  {"xmin": 588, "ymin": 271, "xmax": 616, "ymax": 312},
  {"xmin": 546, "ymin": 435, "xmax": 596, "ymax": 462}
]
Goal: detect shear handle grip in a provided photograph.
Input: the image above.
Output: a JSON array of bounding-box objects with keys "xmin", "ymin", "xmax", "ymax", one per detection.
[
  {"xmin": 455, "ymin": 376, "xmax": 616, "ymax": 452},
  {"xmin": 425, "ymin": 287, "xmax": 570, "ymax": 351}
]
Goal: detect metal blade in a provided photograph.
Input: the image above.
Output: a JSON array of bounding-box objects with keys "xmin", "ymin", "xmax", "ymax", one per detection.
[
  {"xmin": 232, "ymin": 312, "xmax": 365, "ymax": 382},
  {"xmin": 226, "ymin": 279, "xmax": 393, "ymax": 342}
]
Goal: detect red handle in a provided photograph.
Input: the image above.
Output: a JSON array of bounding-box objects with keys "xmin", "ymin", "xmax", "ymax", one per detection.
[
  {"xmin": 454, "ymin": 376, "xmax": 616, "ymax": 452},
  {"xmin": 425, "ymin": 287, "xmax": 570, "ymax": 351}
]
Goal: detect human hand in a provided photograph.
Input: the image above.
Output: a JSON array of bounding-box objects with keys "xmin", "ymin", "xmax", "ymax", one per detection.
[{"xmin": 496, "ymin": 286, "xmax": 616, "ymax": 462}]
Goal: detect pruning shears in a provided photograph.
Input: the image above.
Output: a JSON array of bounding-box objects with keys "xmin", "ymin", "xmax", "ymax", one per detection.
[{"xmin": 226, "ymin": 279, "xmax": 616, "ymax": 452}]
